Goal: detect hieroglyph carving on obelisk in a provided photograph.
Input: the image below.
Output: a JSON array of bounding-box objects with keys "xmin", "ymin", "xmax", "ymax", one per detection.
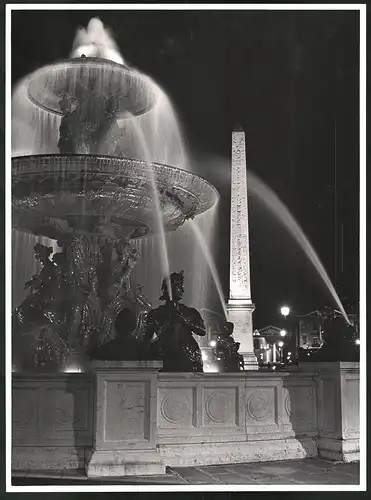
[
  {"xmin": 229, "ymin": 131, "xmax": 252, "ymax": 301},
  {"xmin": 228, "ymin": 129, "xmax": 257, "ymax": 369}
]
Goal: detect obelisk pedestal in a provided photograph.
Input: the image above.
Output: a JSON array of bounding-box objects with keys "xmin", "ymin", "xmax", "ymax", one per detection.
[
  {"xmin": 228, "ymin": 128, "xmax": 258, "ymax": 370},
  {"xmin": 227, "ymin": 300, "xmax": 257, "ymax": 369}
]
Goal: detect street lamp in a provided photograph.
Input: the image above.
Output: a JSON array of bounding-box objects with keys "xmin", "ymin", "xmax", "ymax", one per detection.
[
  {"xmin": 277, "ymin": 341, "xmax": 284, "ymax": 364},
  {"xmin": 280, "ymin": 306, "xmax": 290, "ymax": 317},
  {"xmin": 280, "ymin": 329, "xmax": 287, "ymax": 337},
  {"xmin": 209, "ymin": 340, "xmax": 216, "ymax": 348}
]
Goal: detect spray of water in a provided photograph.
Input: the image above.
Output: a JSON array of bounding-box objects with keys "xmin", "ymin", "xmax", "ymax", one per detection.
[
  {"xmin": 126, "ymin": 115, "xmax": 172, "ymax": 300},
  {"xmin": 248, "ymin": 171, "xmax": 351, "ymax": 324},
  {"xmin": 12, "ymin": 77, "xmax": 60, "ymax": 156},
  {"xmin": 189, "ymin": 213, "xmax": 228, "ymax": 319},
  {"xmin": 71, "ymin": 18, "xmax": 125, "ymax": 65}
]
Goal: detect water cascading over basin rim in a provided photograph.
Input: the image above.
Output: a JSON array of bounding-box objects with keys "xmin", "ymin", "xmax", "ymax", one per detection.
[
  {"xmin": 27, "ymin": 57, "xmax": 157, "ymax": 118},
  {"xmin": 12, "ymin": 154, "xmax": 220, "ymax": 241}
]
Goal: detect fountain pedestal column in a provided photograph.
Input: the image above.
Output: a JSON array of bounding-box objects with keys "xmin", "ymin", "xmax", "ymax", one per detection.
[
  {"xmin": 85, "ymin": 360, "xmax": 165, "ymax": 477},
  {"xmin": 228, "ymin": 129, "xmax": 258, "ymax": 370}
]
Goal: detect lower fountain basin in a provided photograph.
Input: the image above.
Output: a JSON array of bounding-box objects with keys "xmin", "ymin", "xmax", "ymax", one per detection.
[{"xmin": 12, "ymin": 154, "xmax": 219, "ymax": 240}]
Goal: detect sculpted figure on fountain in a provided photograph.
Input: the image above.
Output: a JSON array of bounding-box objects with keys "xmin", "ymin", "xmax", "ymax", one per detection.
[
  {"xmin": 145, "ymin": 270, "xmax": 206, "ymax": 372},
  {"xmin": 306, "ymin": 306, "xmax": 359, "ymax": 362},
  {"xmin": 215, "ymin": 321, "xmax": 244, "ymax": 372},
  {"xmin": 12, "ymin": 233, "xmax": 148, "ymax": 369},
  {"xmin": 14, "ymin": 243, "xmax": 56, "ymax": 332},
  {"xmin": 12, "ymin": 243, "xmax": 72, "ymax": 370},
  {"xmin": 57, "ymin": 95, "xmax": 80, "ymax": 153},
  {"xmin": 57, "ymin": 69, "xmax": 121, "ymax": 155},
  {"xmin": 89, "ymin": 307, "xmax": 149, "ymax": 361}
]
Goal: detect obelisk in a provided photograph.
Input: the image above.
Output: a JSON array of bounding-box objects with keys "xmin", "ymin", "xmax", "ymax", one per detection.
[{"xmin": 227, "ymin": 127, "xmax": 258, "ymax": 369}]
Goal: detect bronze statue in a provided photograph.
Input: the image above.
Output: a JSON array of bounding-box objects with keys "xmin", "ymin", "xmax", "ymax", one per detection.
[
  {"xmin": 89, "ymin": 308, "xmax": 148, "ymax": 361},
  {"xmin": 14, "ymin": 243, "xmax": 56, "ymax": 330},
  {"xmin": 215, "ymin": 321, "xmax": 244, "ymax": 372},
  {"xmin": 307, "ymin": 307, "xmax": 359, "ymax": 362},
  {"xmin": 145, "ymin": 270, "xmax": 206, "ymax": 372},
  {"xmin": 57, "ymin": 96, "xmax": 79, "ymax": 153},
  {"xmin": 12, "ymin": 243, "xmax": 72, "ymax": 370}
]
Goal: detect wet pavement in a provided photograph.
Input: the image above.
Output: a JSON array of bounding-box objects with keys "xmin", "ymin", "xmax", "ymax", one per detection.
[{"xmin": 12, "ymin": 457, "xmax": 360, "ymax": 486}]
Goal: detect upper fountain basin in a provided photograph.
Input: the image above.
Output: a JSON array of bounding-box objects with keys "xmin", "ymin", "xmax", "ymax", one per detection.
[
  {"xmin": 12, "ymin": 154, "xmax": 219, "ymax": 241},
  {"xmin": 27, "ymin": 57, "xmax": 157, "ymax": 118}
]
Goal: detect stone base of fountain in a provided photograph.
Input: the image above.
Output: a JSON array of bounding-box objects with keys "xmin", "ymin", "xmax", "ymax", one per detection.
[
  {"xmin": 299, "ymin": 362, "xmax": 360, "ymax": 462},
  {"xmin": 11, "ymin": 363, "xmax": 360, "ymax": 473}
]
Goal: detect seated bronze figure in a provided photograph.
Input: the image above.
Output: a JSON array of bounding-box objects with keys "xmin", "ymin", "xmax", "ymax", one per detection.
[
  {"xmin": 89, "ymin": 308, "xmax": 149, "ymax": 361},
  {"xmin": 215, "ymin": 321, "xmax": 244, "ymax": 372}
]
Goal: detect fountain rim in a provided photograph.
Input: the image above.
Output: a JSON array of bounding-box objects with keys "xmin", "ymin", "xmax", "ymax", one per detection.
[
  {"xmin": 11, "ymin": 153, "xmax": 221, "ymax": 204},
  {"xmin": 26, "ymin": 56, "xmax": 155, "ymax": 117}
]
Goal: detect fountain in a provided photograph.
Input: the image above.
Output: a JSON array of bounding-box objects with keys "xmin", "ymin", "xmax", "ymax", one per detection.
[{"xmin": 12, "ymin": 23, "xmax": 219, "ymax": 372}]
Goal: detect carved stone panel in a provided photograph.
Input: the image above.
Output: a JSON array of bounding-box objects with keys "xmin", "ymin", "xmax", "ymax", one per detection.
[
  {"xmin": 43, "ymin": 387, "xmax": 90, "ymax": 432},
  {"xmin": 342, "ymin": 377, "xmax": 360, "ymax": 437},
  {"xmin": 317, "ymin": 378, "xmax": 338, "ymax": 434},
  {"xmin": 12, "ymin": 387, "xmax": 38, "ymax": 430},
  {"xmin": 103, "ymin": 380, "xmax": 150, "ymax": 443},
  {"xmin": 246, "ymin": 387, "xmax": 277, "ymax": 426},
  {"xmin": 12, "ymin": 377, "xmax": 93, "ymax": 447},
  {"xmin": 158, "ymin": 388, "xmax": 195, "ymax": 428},
  {"xmin": 282, "ymin": 384, "xmax": 317, "ymax": 431},
  {"xmin": 202, "ymin": 388, "xmax": 238, "ymax": 427}
]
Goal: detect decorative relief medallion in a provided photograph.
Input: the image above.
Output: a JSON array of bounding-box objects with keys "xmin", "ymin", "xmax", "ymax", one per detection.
[
  {"xmin": 160, "ymin": 392, "xmax": 191, "ymax": 425},
  {"xmin": 46, "ymin": 389, "xmax": 89, "ymax": 430},
  {"xmin": 52, "ymin": 401, "xmax": 80, "ymax": 426},
  {"xmin": 246, "ymin": 391, "xmax": 270, "ymax": 421},
  {"xmin": 204, "ymin": 391, "xmax": 233, "ymax": 424}
]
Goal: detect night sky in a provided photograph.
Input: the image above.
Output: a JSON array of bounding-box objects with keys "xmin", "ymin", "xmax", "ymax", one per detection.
[{"xmin": 11, "ymin": 9, "xmax": 360, "ymax": 328}]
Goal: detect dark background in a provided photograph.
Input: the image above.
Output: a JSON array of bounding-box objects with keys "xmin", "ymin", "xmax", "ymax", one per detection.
[{"xmin": 11, "ymin": 9, "xmax": 360, "ymax": 328}]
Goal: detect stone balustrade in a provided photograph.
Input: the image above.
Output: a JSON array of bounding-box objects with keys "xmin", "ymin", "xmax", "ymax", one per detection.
[{"xmin": 11, "ymin": 362, "xmax": 359, "ymax": 476}]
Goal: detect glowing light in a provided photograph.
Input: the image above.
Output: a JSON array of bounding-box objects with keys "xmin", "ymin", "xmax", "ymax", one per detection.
[
  {"xmin": 280, "ymin": 329, "xmax": 287, "ymax": 337},
  {"xmin": 280, "ymin": 306, "xmax": 290, "ymax": 317},
  {"xmin": 63, "ymin": 366, "xmax": 83, "ymax": 373},
  {"xmin": 209, "ymin": 340, "xmax": 216, "ymax": 348},
  {"xmin": 355, "ymin": 339, "xmax": 360, "ymax": 345},
  {"xmin": 288, "ymin": 352, "xmax": 292, "ymax": 355},
  {"xmin": 278, "ymin": 341, "xmax": 284, "ymax": 348},
  {"xmin": 203, "ymin": 362, "xmax": 220, "ymax": 373}
]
